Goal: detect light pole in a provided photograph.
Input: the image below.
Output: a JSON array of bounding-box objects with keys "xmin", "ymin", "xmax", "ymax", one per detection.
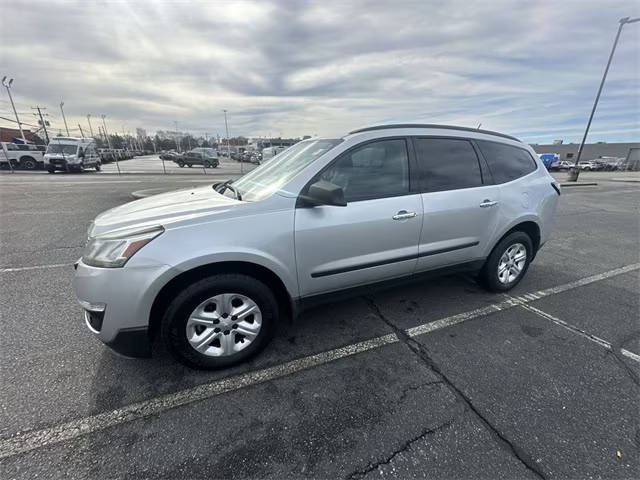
[
  {"xmin": 223, "ymin": 109, "xmax": 238, "ymax": 172},
  {"xmin": 59, "ymin": 101, "xmax": 70, "ymax": 136},
  {"xmin": 568, "ymin": 16, "xmax": 640, "ymax": 182},
  {"xmin": 1, "ymin": 77, "xmax": 26, "ymax": 141},
  {"xmin": 87, "ymin": 114, "xmax": 95, "ymax": 137}
]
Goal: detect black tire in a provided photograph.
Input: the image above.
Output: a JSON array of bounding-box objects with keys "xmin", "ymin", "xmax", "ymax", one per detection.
[
  {"xmin": 204, "ymin": 161, "xmax": 212, "ymax": 168},
  {"xmin": 177, "ymin": 161, "xmax": 185, "ymax": 168},
  {"xmin": 95, "ymin": 162, "xmax": 101, "ymax": 171},
  {"xmin": 20, "ymin": 156, "xmax": 37, "ymax": 170},
  {"xmin": 479, "ymin": 231, "xmax": 533, "ymax": 292},
  {"xmin": 187, "ymin": 163, "xmax": 193, "ymax": 168},
  {"xmin": 47, "ymin": 168, "xmax": 55, "ymax": 174},
  {"xmin": 161, "ymin": 274, "xmax": 279, "ymax": 369}
]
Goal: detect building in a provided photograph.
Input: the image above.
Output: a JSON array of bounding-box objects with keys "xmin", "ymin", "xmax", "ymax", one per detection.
[
  {"xmin": 531, "ymin": 142, "xmax": 640, "ymax": 169},
  {"xmin": 0, "ymin": 126, "xmax": 45, "ymax": 144}
]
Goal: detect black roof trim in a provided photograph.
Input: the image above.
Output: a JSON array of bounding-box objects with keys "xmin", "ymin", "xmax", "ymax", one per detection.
[{"xmin": 348, "ymin": 124, "xmax": 521, "ymax": 142}]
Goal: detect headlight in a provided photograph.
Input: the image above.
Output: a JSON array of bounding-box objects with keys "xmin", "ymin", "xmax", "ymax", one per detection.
[{"xmin": 82, "ymin": 225, "xmax": 164, "ymax": 268}]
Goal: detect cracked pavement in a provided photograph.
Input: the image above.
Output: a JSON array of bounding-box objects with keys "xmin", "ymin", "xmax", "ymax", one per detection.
[{"xmin": 1, "ymin": 172, "xmax": 639, "ymax": 479}]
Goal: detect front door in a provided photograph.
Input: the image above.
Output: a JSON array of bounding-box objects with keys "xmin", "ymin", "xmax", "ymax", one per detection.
[{"xmin": 294, "ymin": 138, "xmax": 423, "ymax": 297}]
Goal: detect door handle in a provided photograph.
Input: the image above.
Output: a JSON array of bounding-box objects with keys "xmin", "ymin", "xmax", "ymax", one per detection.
[
  {"xmin": 392, "ymin": 210, "xmax": 417, "ymax": 220},
  {"xmin": 479, "ymin": 199, "xmax": 498, "ymax": 208}
]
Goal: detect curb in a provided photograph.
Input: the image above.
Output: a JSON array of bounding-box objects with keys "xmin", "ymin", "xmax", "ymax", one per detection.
[{"xmin": 559, "ymin": 182, "xmax": 598, "ymax": 187}]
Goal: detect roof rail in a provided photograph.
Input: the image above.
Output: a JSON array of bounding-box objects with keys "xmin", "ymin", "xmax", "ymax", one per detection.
[{"xmin": 348, "ymin": 124, "xmax": 521, "ymax": 142}]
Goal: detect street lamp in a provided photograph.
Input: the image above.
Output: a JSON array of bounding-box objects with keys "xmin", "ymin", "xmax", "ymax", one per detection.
[
  {"xmin": 1, "ymin": 76, "xmax": 26, "ymax": 141},
  {"xmin": 223, "ymin": 109, "xmax": 239, "ymax": 173},
  {"xmin": 568, "ymin": 16, "xmax": 640, "ymax": 182},
  {"xmin": 59, "ymin": 101, "xmax": 70, "ymax": 136}
]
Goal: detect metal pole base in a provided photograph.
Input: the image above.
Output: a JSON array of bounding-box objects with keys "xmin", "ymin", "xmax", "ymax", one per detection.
[{"xmin": 566, "ymin": 167, "xmax": 580, "ymax": 182}]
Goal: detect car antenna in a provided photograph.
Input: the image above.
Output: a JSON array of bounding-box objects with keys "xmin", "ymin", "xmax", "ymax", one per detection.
[{"xmin": 476, "ymin": 123, "xmax": 482, "ymax": 130}]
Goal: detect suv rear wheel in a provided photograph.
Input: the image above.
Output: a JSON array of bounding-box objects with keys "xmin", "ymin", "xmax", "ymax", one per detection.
[
  {"xmin": 161, "ymin": 274, "xmax": 278, "ymax": 369},
  {"xmin": 479, "ymin": 231, "xmax": 533, "ymax": 292}
]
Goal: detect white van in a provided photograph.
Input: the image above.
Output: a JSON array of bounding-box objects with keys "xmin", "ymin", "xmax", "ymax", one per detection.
[{"xmin": 44, "ymin": 137, "xmax": 101, "ymax": 173}]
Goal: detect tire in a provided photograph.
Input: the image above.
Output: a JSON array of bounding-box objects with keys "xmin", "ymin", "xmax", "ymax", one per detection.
[
  {"xmin": 204, "ymin": 161, "xmax": 212, "ymax": 168},
  {"xmin": 20, "ymin": 156, "xmax": 37, "ymax": 170},
  {"xmin": 47, "ymin": 168, "xmax": 55, "ymax": 174},
  {"xmin": 479, "ymin": 231, "xmax": 533, "ymax": 292},
  {"xmin": 177, "ymin": 161, "xmax": 185, "ymax": 168},
  {"xmin": 187, "ymin": 163, "xmax": 193, "ymax": 168},
  {"xmin": 95, "ymin": 162, "xmax": 101, "ymax": 171},
  {"xmin": 161, "ymin": 274, "xmax": 279, "ymax": 369}
]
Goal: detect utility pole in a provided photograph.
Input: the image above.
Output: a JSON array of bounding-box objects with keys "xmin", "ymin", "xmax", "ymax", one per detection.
[
  {"xmin": 87, "ymin": 114, "xmax": 94, "ymax": 137},
  {"xmin": 59, "ymin": 101, "xmax": 70, "ymax": 136},
  {"xmin": 173, "ymin": 120, "xmax": 181, "ymax": 153},
  {"xmin": 2, "ymin": 77, "xmax": 26, "ymax": 141},
  {"xmin": 102, "ymin": 114, "xmax": 120, "ymax": 174},
  {"xmin": 78, "ymin": 124, "xmax": 85, "ymax": 138},
  {"xmin": 32, "ymin": 106, "xmax": 50, "ymax": 144},
  {"xmin": 568, "ymin": 16, "xmax": 640, "ymax": 182}
]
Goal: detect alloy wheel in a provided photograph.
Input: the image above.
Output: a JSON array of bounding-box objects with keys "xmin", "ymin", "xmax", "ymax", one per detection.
[{"xmin": 497, "ymin": 243, "xmax": 527, "ymax": 284}]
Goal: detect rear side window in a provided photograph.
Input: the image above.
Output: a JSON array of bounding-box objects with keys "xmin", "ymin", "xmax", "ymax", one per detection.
[
  {"xmin": 476, "ymin": 140, "xmax": 537, "ymax": 184},
  {"xmin": 413, "ymin": 138, "xmax": 483, "ymax": 192}
]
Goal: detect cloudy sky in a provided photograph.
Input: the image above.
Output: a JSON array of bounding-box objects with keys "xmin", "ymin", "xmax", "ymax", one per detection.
[{"xmin": 1, "ymin": 0, "xmax": 638, "ymax": 143}]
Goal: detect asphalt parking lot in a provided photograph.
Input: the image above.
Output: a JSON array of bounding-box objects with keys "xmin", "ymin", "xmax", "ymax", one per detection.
[{"xmin": 0, "ymin": 172, "xmax": 638, "ymax": 479}]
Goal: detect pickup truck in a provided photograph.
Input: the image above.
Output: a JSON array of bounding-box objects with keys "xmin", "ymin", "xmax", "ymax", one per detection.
[{"xmin": 0, "ymin": 142, "xmax": 45, "ymax": 169}]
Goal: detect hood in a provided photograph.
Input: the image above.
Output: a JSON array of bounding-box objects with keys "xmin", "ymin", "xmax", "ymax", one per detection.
[{"xmin": 91, "ymin": 185, "xmax": 241, "ymax": 236}]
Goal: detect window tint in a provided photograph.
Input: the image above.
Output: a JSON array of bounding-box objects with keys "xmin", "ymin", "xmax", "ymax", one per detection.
[
  {"xmin": 413, "ymin": 138, "xmax": 482, "ymax": 192},
  {"xmin": 477, "ymin": 140, "xmax": 537, "ymax": 184},
  {"xmin": 320, "ymin": 139, "xmax": 409, "ymax": 201}
]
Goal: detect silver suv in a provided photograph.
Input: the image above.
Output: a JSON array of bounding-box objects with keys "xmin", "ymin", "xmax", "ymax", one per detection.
[{"xmin": 75, "ymin": 124, "xmax": 560, "ymax": 369}]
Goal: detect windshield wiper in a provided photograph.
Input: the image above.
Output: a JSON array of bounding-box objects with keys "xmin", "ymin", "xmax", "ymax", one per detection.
[{"xmin": 213, "ymin": 179, "xmax": 242, "ymax": 200}]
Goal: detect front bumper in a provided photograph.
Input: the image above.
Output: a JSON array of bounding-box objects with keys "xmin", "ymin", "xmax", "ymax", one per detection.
[{"xmin": 74, "ymin": 258, "xmax": 173, "ymax": 358}]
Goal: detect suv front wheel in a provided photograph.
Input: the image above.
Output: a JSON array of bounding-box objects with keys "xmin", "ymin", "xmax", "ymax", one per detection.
[
  {"xmin": 161, "ymin": 274, "xmax": 278, "ymax": 369},
  {"xmin": 479, "ymin": 231, "xmax": 533, "ymax": 292}
]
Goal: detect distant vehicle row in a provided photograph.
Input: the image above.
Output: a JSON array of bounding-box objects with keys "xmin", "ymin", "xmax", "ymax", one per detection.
[
  {"xmin": 548, "ymin": 158, "xmax": 624, "ymax": 171},
  {"xmin": 159, "ymin": 148, "xmax": 219, "ymax": 168},
  {"xmin": 1, "ymin": 140, "xmax": 147, "ymax": 171}
]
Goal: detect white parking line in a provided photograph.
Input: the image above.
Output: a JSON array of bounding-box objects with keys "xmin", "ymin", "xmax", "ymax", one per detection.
[
  {"xmin": 0, "ymin": 262, "xmax": 638, "ymax": 459},
  {"xmin": 406, "ymin": 262, "xmax": 640, "ymax": 337},
  {"xmin": 511, "ymin": 300, "xmax": 640, "ymax": 363},
  {"xmin": 0, "ymin": 263, "xmax": 73, "ymax": 273}
]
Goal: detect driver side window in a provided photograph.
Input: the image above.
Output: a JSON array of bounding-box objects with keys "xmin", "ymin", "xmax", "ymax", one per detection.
[{"xmin": 320, "ymin": 139, "xmax": 409, "ymax": 202}]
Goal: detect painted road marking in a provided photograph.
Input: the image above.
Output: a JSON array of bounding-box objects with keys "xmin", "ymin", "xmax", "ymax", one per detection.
[
  {"xmin": 0, "ymin": 263, "xmax": 73, "ymax": 273},
  {"xmin": 0, "ymin": 262, "xmax": 638, "ymax": 459},
  {"xmin": 511, "ymin": 300, "xmax": 640, "ymax": 363}
]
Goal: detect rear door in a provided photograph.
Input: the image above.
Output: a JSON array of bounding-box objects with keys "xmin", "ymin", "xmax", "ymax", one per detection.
[
  {"xmin": 294, "ymin": 138, "xmax": 423, "ymax": 297},
  {"xmin": 413, "ymin": 137, "xmax": 501, "ymax": 272}
]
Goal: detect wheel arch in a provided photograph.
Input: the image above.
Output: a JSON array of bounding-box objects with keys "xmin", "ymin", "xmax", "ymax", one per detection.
[
  {"xmin": 489, "ymin": 219, "xmax": 541, "ymax": 260},
  {"xmin": 148, "ymin": 261, "xmax": 294, "ymax": 341}
]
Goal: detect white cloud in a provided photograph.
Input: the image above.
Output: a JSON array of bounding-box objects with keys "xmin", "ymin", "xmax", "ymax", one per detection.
[{"xmin": 0, "ymin": 0, "xmax": 637, "ymax": 143}]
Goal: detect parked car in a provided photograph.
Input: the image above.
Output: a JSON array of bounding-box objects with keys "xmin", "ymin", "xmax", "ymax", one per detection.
[
  {"xmin": 577, "ymin": 160, "xmax": 599, "ymax": 171},
  {"xmin": 44, "ymin": 137, "xmax": 101, "ymax": 173},
  {"xmin": 175, "ymin": 150, "xmax": 219, "ymax": 168},
  {"xmin": 0, "ymin": 142, "xmax": 44, "ymax": 169},
  {"xmin": 549, "ymin": 160, "xmax": 574, "ymax": 171},
  {"xmin": 98, "ymin": 149, "xmax": 115, "ymax": 163},
  {"xmin": 159, "ymin": 150, "xmax": 179, "ymax": 161},
  {"xmin": 75, "ymin": 123, "xmax": 560, "ymax": 369}
]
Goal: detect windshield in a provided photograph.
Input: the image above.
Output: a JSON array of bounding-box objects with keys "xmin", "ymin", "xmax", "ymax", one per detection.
[
  {"xmin": 47, "ymin": 144, "xmax": 78, "ymax": 155},
  {"xmin": 230, "ymin": 139, "xmax": 342, "ymax": 202}
]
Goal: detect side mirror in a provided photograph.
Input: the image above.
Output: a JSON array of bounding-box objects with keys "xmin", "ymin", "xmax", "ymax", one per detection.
[{"xmin": 305, "ymin": 180, "xmax": 347, "ymax": 207}]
